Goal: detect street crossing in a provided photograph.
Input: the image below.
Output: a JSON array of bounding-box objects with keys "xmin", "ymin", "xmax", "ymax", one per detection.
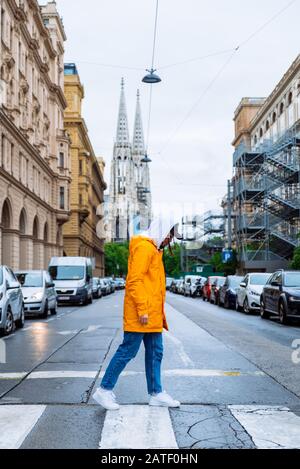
[{"xmin": 0, "ymin": 403, "xmax": 300, "ymax": 449}]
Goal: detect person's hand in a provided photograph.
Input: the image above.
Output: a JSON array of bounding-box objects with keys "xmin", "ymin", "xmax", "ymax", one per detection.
[{"xmin": 139, "ymin": 315, "xmax": 149, "ymax": 325}]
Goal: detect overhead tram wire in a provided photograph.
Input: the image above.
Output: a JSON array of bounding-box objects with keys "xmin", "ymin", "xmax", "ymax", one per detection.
[
  {"xmin": 155, "ymin": 0, "xmax": 299, "ymax": 184},
  {"xmin": 144, "ymin": 0, "xmax": 160, "ymax": 156}
]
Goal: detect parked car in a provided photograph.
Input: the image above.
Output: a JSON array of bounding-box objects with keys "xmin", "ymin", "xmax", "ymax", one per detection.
[
  {"xmin": 104, "ymin": 277, "xmax": 115, "ymax": 294},
  {"xmin": 218, "ymin": 276, "xmax": 244, "ymax": 309},
  {"xmin": 99, "ymin": 279, "xmax": 110, "ymax": 296},
  {"xmin": 236, "ymin": 272, "xmax": 271, "ymax": 314},
  {"xmin": 166, "ymin": 277, "xmax": 173, "ymax": 291},
  {"xmin": 210, "ymin": 277, "xmax": 226, "ymax": 304},
  {"xmin": 92, "ymin": 277, "xmax": 102, "ymax": 299},
  {"xmin": 0, "ymin": 265, "xmax": 24, "ymax": 336},
  {"xmin": 177, "ymin": 279, "xmax": 185, "ymax": 295},
  {"xmin": 15, "ymin": 270, "xmax": 57, "ymax": 318},
  {"xmin": 49, "ymin": 257, "xmax": 93, "ymax": 305},
  {"xmin": 183, "ymin": 275, "xmax": 202, "ymax": 297},
  {"xmin": 260, "ymin": 270, "xmax": 300, "ymax": 325},
  {"xmin": 114, "ymin": 278, "xmax": 125, "ymax": 289},
  {"xmin": 170, "ymin": 279, "xmax": 178, "ymax": 293},
  {"xmin": 202, "ymin": 276, "xmax": 223, "ymax": 302}
]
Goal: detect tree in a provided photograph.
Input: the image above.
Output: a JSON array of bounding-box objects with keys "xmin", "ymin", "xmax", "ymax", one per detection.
[
  {"xmin": 163, "ymin": 243, "xmax": 181, "ymax": 277},
  {"xmin": 291, "ymin": 245, "xmax": 300, "ymax": 269},
  {"xmin": 210, "ymin": 250, "xmax": 238, "ymax": 276},
  {"xmin": 104, "ymin": 242, "xmax": 129, "ymax": 277}
]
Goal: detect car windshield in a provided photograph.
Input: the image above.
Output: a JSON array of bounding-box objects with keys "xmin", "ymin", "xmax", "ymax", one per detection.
[
  {"xmin": 229, "ymin": 277, "xmax": 243, "ymax": 288},
  {"xmin": 217, "ymin": 278, "xmax": 225, "ymax": 286},
  {"xmin": 49, "ymin": 266, "xmax": 85, "ymax": 281},
  {"xmin": 249, "ymin": 274, "xmax": 270, "ymax": 285},
  {"xmin": 16, "ymin": 272, "xmax": 43, "ymax": 287},
  {"xmin": 93, "ymin": 278, "xmax": 98, "ymax": 284},
  {"xmin": 285, "ymin": 273, "xmax": 300, "ymax": 287}
]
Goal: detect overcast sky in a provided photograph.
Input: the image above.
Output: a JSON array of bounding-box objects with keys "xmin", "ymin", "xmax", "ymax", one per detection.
[{"xmin": 55, "ymin": 0, "xmax": 300, "ymax": 214}]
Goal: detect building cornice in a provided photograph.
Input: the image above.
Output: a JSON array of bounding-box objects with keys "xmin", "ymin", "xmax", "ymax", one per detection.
[{"xmin": 249, "ymin": 54, "xmax": 300, "ymax": 130}]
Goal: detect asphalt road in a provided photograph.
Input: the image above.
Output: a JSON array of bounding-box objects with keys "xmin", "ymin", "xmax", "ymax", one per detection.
[{"xmin": 0, "ymin": 290, "xmax": 300, "ymax": 449}]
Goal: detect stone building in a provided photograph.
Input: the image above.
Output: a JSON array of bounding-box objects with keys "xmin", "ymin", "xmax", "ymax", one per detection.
[
  {"xmin": 107, "ymin": 79, "xmax": 152, "ymax": 242},
  {"xmin": 63, "ymin": 63, "xmax": 106, "ymax": 276},
  {"xmin": 229, "ymin": 55, "xmax": 300, "ymax": 273},
  {"xmin": 0, "ymin": 0, "xmax": 71, "ymax": 270}
]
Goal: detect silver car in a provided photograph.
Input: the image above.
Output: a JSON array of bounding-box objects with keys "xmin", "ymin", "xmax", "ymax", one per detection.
[
  {"xmin": 0, "ymin": 265, "xmax": 25, "ymax": 336},
  {"xmin": 15, "ymin": 270, "xmax": 57, "ymax": 319}
]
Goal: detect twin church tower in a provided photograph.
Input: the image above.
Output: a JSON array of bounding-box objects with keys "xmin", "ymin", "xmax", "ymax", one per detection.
[{"xmin": 107, "ymin": 79, "xmax": 152, "ymax": 242}]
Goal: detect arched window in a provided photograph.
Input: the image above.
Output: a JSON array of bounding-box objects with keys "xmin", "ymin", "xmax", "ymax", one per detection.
[
  {"xmin": 266, "ymin": 120, "xmax": 270, "ymax": 131},
  {"xmin": 32, "ymin": 216, "xmax": 39, "ymax": 240},
  {"xmin": 272, "ymin": 112, "xmax": 277, "ymax": 124},
  {"xmin": 19, "ymin": 209, "xmax": 27, "ymax": 235},
  {"xmin": 1, "ymin": 199, "xmax": 12, "ymax": 229},
  {"xmin": 259, "ymin": 128, "xmax": 263, "ymax": 138},
  {"xmin": 279, "ymin": 102, "xmax": 284, "ymax": 115},
  {"xmin": 288, "ymin": 91, "xmax": 293, "ymax": 106},
  {"xmin": 254, "ymin": 135, "xmax": 258, "ymax": 145}
]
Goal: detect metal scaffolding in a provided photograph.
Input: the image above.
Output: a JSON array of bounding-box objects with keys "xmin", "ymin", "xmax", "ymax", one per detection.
[{"xmin": 233, "ymin": 124, "xmax": 300, "ymax": 269}]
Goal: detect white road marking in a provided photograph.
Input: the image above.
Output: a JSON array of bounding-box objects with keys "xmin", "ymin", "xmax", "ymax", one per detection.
[
  {"xmin": 229, "ymin": 405, "xmax": 300, "ymax": 449},
  {"xmin": 57, "ymin": 330, "xmax": 79, "ymax": 336},
  {"xmin": 82, "ymin": 325, "xmax": 102, "ymax": 334},
  {"xmin": 98, "ymin": 369, "xmax": 265, "ymax": 378},
  {"xmin": 28, "ymin": 370, "xmax": 98, "ymax": 379},
  {"xmin": 0, "ymin": 372, "xmax": 27, "ymax": 380},
  {"xmin": 164, "ymin": 331, "xmax": 195, "ymax": 367},
  {"xmin": 0, "ymin": 405, "xmax": 46, "ymax": 449},
  {"xmin": 99, "ymin": 405, "xmax": 178, "ymax": 449}
]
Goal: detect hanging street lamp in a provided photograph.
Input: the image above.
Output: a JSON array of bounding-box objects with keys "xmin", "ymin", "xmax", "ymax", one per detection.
[{"xmin": 142, "ymin": 68, "xmax": 161, "ymax": 84}]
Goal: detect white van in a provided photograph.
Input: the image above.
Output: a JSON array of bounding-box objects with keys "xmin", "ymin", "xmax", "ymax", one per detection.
[{"xmin": 49, "ymin": 257, "xmax": 93, "ymax": 305}]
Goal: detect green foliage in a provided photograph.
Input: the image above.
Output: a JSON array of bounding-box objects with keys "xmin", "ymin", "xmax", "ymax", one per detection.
[
  {"xmin": 210, "ymin": 250, "xmax": 238, "ymax": 276},
  {"xmin": 104, "ymin": 242, "xmax": 129, "ymax": 276},
  {"xmin": 163, "ymin": 243, "xmax": 181, "ymax": 277},
  {"xmin": 291, "ymin": 246, "xmax": 300, "ymax": 269}
]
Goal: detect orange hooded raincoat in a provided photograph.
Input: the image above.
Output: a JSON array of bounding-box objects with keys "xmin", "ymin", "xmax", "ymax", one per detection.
[{"xmin": 123, "ymin": 217, "xmax": 176, "ymax": 333}]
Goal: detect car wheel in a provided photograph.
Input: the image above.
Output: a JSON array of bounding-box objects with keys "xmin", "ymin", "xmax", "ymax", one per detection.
[
  {"xmin": 15, "ymin": 305, "xmax": 25, "ymax": 329},
  {"xmin": 260, "ymin": 298, "xmax": 270, "ymax": 319},
  {"xmin": 41, "ymin": 301, "xmax": 48, "ymax": 319},
  {"xmin": 243, "ymin": 298, "xmax": 251, "ymax": 315},
  {"xmin": 279, "ymin": 301, "xmax": 289, "ymax": 325},
  {"xmin": 0, "ymin": 308, "xmax": 14, "ymax": 336},
  {"xmin": 50, "ymin": 302, "xmax": 57, "ymax": 316}
]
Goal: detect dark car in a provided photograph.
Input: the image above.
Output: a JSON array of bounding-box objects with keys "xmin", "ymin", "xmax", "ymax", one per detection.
[
  {"xmin": 260, "ymin": 270, "xmax": 300, "ymax": 325},
  {"xmin": 218, "ymin": 276, "xmax": 244, "ymax": 309},
  {"xmin": 210, "ymin": 277, "xmax": 226, "ymax": 305}
]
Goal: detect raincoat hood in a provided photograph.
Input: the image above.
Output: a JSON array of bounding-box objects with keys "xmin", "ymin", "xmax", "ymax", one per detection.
[{"xmin": 141, "ymin": 216, "xmax": 179, "ymax": 249}]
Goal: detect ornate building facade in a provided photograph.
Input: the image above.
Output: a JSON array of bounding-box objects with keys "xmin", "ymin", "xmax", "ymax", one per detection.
[
  {"xmin": 107, "ymin": 79, "xmax": 151, "ymax": 242},
  {"xmin": 63, "ymin": 63, "xmax": 106, "ymax": 276},
  {"xmin": 0, "ymin": 0, "xmax": 71, "ymax": 270}
]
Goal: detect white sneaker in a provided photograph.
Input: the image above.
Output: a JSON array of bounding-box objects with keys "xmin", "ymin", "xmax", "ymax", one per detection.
[
  {"xmin": 149, "ymin": 391, "xmax": 180, "ymax": 408},
  {"xmin": 92, "ymin": 388, "xmax": 120, "ymax": 410}
]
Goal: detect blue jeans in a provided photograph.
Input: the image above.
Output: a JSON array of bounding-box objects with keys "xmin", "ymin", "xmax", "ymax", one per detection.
[{"xmin": 100, "ymin": 332, "xmax": 163, "ymax": 395}]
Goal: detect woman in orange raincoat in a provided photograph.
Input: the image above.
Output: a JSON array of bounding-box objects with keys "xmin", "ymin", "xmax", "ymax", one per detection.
[{"xmin": 93, "ymin": 217, "xmax": 180, "ymax": 410}]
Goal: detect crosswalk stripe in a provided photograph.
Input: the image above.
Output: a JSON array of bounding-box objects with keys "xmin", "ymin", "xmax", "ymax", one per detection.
[
  {"xmin": 229, "ymin": 405, "xmax": 300, "ymax": 449},
  {"xmin": 99, "ymin": 405, "xmax": 178, "ymax": 449},
  {"xmin": 0, "ymin": 368, "xmax": 265, "ymax": 381},
  {"xmin": 0, "ymin": 405, "xmax": 46, "ymax": 449},
  {"xmin": 98, "ymin": 369, "xmax": 266, "ymax": 378}
]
